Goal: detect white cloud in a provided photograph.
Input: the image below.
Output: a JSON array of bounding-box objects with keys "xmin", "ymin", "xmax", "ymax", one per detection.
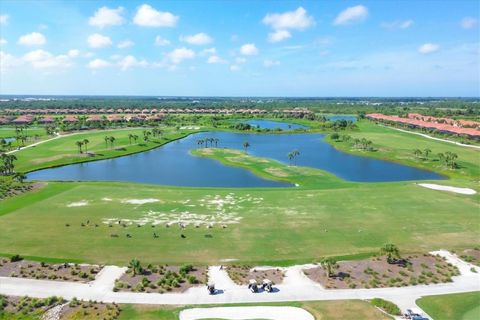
[
  {"xmin": 262, "ymin": 7, "xmax": 314, "ymax": 30},
  {"xmin": 84, "ymin": 52, "xmax": 95, "ymax": 58},
  {"xmin": 118, "ymin": 55, "xmax": 148, "ymax": 70},
  {"xmin": 201, "ymin": 47, "xmax": 216, "ymax": 55},
  {"xmin": 240, "ymin": 43, "xmax": 258, "ymax": 56},
  {"xmin": 0, "ymin": 51, "xmax": 22, "ymax": 73},
  {"xmin": 264, "ymin": 59, "xmax": 280, "ymax": 67},
  {"xmin": 154, "ymin": 36, "xmax": 170, "ymax": 46},
  {"xmin": 334, "ymin": 5, "xmax": 368, "ymax": 26},
  {"xmin": 23, "ymin": 49, "xmax": 72, "ymax": 69},
  {"xmin": 167, "ymin": 47, "xmax": 195, "ymax": 64},
  {"xmin": 0, "ymin": 38, "xmax": 7, "ymax": 45},
  {"xmin": 268, "ymin": 30, "xmax": 291, "ymax": 43},
  {"xmin": 67, "ymin": 49, "xmax": 80, "ymax": 58},
  {"xmin": 0, "ymin": 15, "xmax": 8, "ymax": 25},
  {"xmin": 118, "ymin": 40, "xmax": 134, "ymax": 49},
  {"xmin": 89, "ymin": 6, "xmax": 125, "ymax": 28},
  {"xmin": 87, "ymin": 33, "xmax": 112, "ymax": 48},
  {"xmin": 461, "ymin": 17, "xmax": 478, "ymax": 29},
  {"xmin": 235, "ymin": 57, "xmax": 246, "ymax": 64},
  {"xmin": 18, "ymin": 32, "xmax": 46, "ymax": 46},
  {"xmin": 230, "ymin": 65, "xmax": 240, "ymax": 71},
  {"xmin": 180, "ymin": 32, "xmax": 213, "ymax": 45},
  {"xmin": 207, "ymin": 55, "xmax": 227, "ymax": 64},
  {"xmin": 87, "ymin": 58, "xmax": 111, "ymax": 69},
  {"xmin": 133, "ymin": 4, "xmax": 178, "ymax": 27},
  {"xmin": 418, "ymin": 43, "xmax": 440, "ymax": 54},
  {"xmin": 381, "ymin": 20, "xmax": 414, "ymax": 29}
]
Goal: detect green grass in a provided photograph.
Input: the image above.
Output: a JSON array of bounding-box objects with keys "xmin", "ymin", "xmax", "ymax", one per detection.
[
  {"xmin": 11, "ymin": 127, "xmax": 194, "ymax": 173},
  {"xmin": 118, "ymin": 300, "xmax": 392, "ymax": 320},
  {"xmin": 416, "ymin": 292, "xmax": 480, "ymax": 320}
]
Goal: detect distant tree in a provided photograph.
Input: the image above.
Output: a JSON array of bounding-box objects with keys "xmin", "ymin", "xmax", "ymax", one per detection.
[
  {"xmin": 83, "ymin": 139, "xmax": 89, "ymax": 153},
  {"xmin": 197, "ymin": 139, "xmax": 204, "ymax": 148},
  {"xmin": 109, "ymin": 136, "xmax": 116, "ymax": 148},
  {"xmin": 104, "ymin": 136, "xmax": 109, "ymax": 148},
  {"xmin": 288, "ymin": 152, "xmax": 294, "ymax": 166},
  {"xmin": 381, "ymin": 244, "xmax": 401, "ymax": 264},
  {"xmin": 413, "ymin": 149, "xmax": 423, "ymax": 159},
  {"xmin": 128, "ymin": 134, "xmax": 134, "ymax": 144},
  {"xmin": 214, "ymin": 138, "xmax": 219, "ymax": 147},
  {"xmin": 331, "ymin": 132, "xmax": 340, "ymax": 141},
  {"xmin": 75, "ymin": 141, "xmax": 83, "ymax": 153},
  {"xmin": 423, "ymin": 148, "xmax": 431, "ymax": 158},
  {"xmin": 13, "ymin": 172, "xmax": 26, "ymax": 183},
  {"xmin": 243, "ymin": 141, "xmax": 250, "ymax": 153}
]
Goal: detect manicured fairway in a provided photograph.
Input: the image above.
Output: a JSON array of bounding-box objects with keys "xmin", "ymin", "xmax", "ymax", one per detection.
[
  {"xmin": 0, "ymin": 178, "xmax": 477, "ymax": 265},
  {"xmin": 118, "ymin": 300, "xmax": 392, "ymax": 320},
  {"xmin": 416, "ymin": 292, "xmax": 480, "ymax": 320}
]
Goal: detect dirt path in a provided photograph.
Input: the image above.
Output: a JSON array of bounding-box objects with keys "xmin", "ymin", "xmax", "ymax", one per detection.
[{"xmin": 384, "ymin": 126, "xmax": 480, "ymax": 149}]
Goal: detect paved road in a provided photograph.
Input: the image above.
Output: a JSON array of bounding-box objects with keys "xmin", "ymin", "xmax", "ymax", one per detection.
[{"xmin": 0, "ymin": 251, "xmax": 478, "ymax": 316}]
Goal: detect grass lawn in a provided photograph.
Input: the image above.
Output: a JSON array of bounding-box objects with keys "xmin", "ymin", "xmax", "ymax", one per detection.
[
  {"xmin": 416, "ymin": 292, "xmax": 480, "ymax": 320},
  {"xmin": 11, "ymin": 127, "xmax": 195, "ymax": 173},
  {"xmin": 118, "ymin": 300, "xmax": 392, "ymax": 320}
]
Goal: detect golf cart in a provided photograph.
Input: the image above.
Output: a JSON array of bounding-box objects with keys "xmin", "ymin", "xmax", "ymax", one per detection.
[
  {"xmin": 262, "ymin": 279, "xmax": 273, "ymax": 292},
  {"xmin": 207, "ymin": 282, "xmax": 215, "ymax": 295},
  {"xmin": 248, "ymin": 279, "xmax": 258, "ymax": 293}
]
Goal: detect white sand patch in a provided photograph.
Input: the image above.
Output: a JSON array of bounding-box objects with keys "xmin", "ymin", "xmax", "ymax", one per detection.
[
  {"xmin": 180, "ymin": 126, "xmax": 200, "ymax": 130},
  {"xmin": 121, "ymin": 198, "xmax": 160, "ymax": 205},
  {"xmin": 179, "ymin": 307, "xmax": 314, "ymax": 320},
  {"xmin": 102, "ymin": 197, "xmax": 112, "ymax": 201},
  {"xmin": 417, "ymin": 183, "xmax": 477, "ymax": 195},
  {"xmin": 67, "ymin": 200, "xmax": 89, "ymax": 207}
]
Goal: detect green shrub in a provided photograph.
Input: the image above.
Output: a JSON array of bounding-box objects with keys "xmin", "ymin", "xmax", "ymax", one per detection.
[{"xmin": 371, "ymin": 298, "xmax": 401, "ymax": 315}]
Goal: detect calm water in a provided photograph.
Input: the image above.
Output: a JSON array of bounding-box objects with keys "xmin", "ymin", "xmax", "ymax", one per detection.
[
  {"xmin": 326, "ymin": 115, "xmax": 357, "ymax": 122},
  {"xmin": 238, "ymin": 120, "xmax": 307, "ymax": 130},
  {"xmin": 28, "ymin": 131, "xmax": 444, "ymax": 187}
]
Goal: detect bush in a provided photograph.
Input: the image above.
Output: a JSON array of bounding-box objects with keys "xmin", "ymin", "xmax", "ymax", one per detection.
[
  {"xmin": 10, "ymin": 254, "xmax": 23, "ymax": 262},
  {"xmin": 371, "ymin": 298, "xmax": 401, "ymax": 315}
]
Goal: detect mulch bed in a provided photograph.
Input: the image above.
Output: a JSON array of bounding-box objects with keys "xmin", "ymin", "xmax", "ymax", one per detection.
[
  {"xmin": 0, "ymin": 295, "xmax": 64, "ymax": 318},
  {"xmin": 457, "ymin": 248, "xmax": 480, "ymax": 266},
  {"xmin": 0, "ymin": 257, "xmax": 102, "ymax": 282},
  {"xmin": 305, "ymin": 254, "xmax": 460, "ymax": 289},
  {"xmin": 226, "ymin": 265, "xmax": 284, "ymax": 285},
  {"xmin": 115, "ymin": 264, "xmax": 207, "ymax": 293},
  {"xmin": 60, "ymin": 298, "xmax": 121, "ymax": 320}
]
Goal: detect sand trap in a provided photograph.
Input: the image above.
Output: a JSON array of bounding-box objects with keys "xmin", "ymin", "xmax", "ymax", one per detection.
[
  {"xmin": 417, "ymin": 183, "xmax": 477, "ymax": 195},
  {"xmin": 121, "ymin": 198, "xmax": 160, "ymax": 204},
  {"xmin": 179, "ymin": 306, "xmax": 314, "ymax": 320},
  {"xmin": 102, "ymin": 197, "xmax": 112, "ymax": 201},
  {"xmin": 67, "ymin": 200, "xmax": 89, "ymax": 207}
]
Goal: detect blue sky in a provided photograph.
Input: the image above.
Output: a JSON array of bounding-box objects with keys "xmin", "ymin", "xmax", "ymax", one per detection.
[{"xmin": 0, "ymin": 0, "xmax": 479, "ymax": 96}]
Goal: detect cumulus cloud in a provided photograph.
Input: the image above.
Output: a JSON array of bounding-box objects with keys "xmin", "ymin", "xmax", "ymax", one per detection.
[
  {"xmin": 0, "ymin": 51, "xmax": 22, "ymax": 73},
  {"xmin": 268, "ymin": 30, "xmax": 291, "ymax": 43},
  {"xmin": 207, "ymin": 55, "xmax": 227, "ymax": 64},
  {"xmin": 18, "ymin": 32, "xmax": 46, "ymax": 46},
  {"xmin": 262, "ymin": 7, "xmax": 313, "ymax": 43},
  {"xmin": 23, "ymin": 49, "xmax": 72, "ymax": 69},
  {"xmin": 240, "ymin": 43, "xmax": 258, "ymax": 56},
  {"xmin": 418, "ymin": 43, "xmax": 440, "ymax": 54},
  {"xmin": 117, "ymin": 40, "xmax": 134, "ymax": 49},
  {"xmin": 235, "ymin": 57, "xmax": 246, "ymax": 64},
  {"xmin": 461, "ymin": 17, "xmax": 478, "ymax": 29},
  {"xmin": 118, "ymin": 55, "xmax": 148, "ymax": 70},
  {"xmin": 230, "ymin": 65, "xmax": 240, "ymax": 71},
  {"xmin": 89, "ymin": 6, "xmax": 125, "ymax": 28},
  {"xmin": 87, "ymin": 58, "xmax": 111, "ymax": 69},
  {"xmin": 263, "ymin": 7, "xmax": 314, "ymax": 30},
  {"xmin": 0, "ymin": 15, "xmax": 8, "ymax": 25},
  {"xmin": 67, "ymin": 49, "xmax": 80, "ymax": 57},
  {"xmin": 133, "ymin": 4, "xmax": 178, "ymax": 27},
  {"xmin": 87, "ymin": 33, "xmax": 112, "ymax": 48},
  {"xmin": 0, "ymin": 38, "xmax": 7, "ymax": 45},
  {"xmin": 180, "ymin": 32, "xmax": 213, "ymax": 45},
  {"xmin": 154, "ymin": 35, "xmax": 170, "ymax": 46},
  {"xmin": 334, "ymin": 5, "xmax": 368, "ymax": 26},
  {"xmin": 264, "ymin": 59, "xmax": 280, "ymax": 67},
  {"xmin": 167, "ymin": 47, "xmax": 195, "ymax": 64},
  {"xmin": 201, "ymin": 47, "xmax": 216, "ymax": 55},
  {"xmin": 381, "ymin": 20, "xmax": 414, "ymax": 29}
]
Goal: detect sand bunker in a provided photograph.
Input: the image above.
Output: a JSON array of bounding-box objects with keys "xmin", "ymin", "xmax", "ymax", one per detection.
[
  {"xmin": 67, "ymin": 200, "xmax": 89, "ymax": 207},
  {"xmin": 179, "ymin": 306, "xmax": 314, "ymax": 320},
  {"xmin": 417, "ymin": 183, "xmax": 477, "ymax": 195},
  {"xmin": 121, "ymin": 198, "xmax": 160, "ymax": 204}
]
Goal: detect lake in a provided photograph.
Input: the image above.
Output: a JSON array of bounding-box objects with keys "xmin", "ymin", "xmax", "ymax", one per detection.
[
  {"xmin": 27, "ymin": 131, "xmax": 444, "ymax": 187},
  {"xmin": 237, "ymin": 119, "xmax": 308, "ymax": 130}
]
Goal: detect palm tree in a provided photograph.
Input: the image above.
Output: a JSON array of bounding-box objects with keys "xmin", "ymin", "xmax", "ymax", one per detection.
[
  {"xmin": 109, "ymin": 136, "xmax": 116, "ymax": 148},
  {"xmin": 423, "ymin": 148, "xmax": 431, "ymax": 158},
  {"xmin": 133, "ymin": 135, "xmax": 139, "ymax": 144},
  {"xmin": 129, "ymin": 258, "xmax": 143, "ymax": 276},
  {"xmin": 13, "ymin": 172, "xmax": 26, "ymax": 183},
  {"xmin": 243, "ymin": 141, "xmax": 250, "ymax": 153},
  {"xmin": 75, "ymin": 141, "xmax": 83, "ymax": 153},
  {"xmin": 380, "ymin": 244, "xmax": 401, "ymax": 264},
  {"xmin": 104, "ymin": 136, "xmax": 109, "ymax": 148},
  {"xmin": 214, "ymin": 138, "xmax": 219, "ymax": 147},
  {"xmin": 320, "ymin": 257, "xmax": 337, "ymax": 278},
  {"xmin": 292, "ymin": 149, "xmax": 300, "ymax": 165},
  {"xmin": 197, "ymin": 139, "xmax": 204, "ymax": 148},
  {"xmin": 413, "ymin": 149, "xmax": 423, "ymax": 159},
  {"xmin": 288, "ymin": 152, "xmax": 294, "ymax": 166},
  {"xmin": 128, "ymin": 134, "xmax": 134, "ymax": 144},
  {"xmin": 83, "ymin": 139, "xmax": 89, "ymax": 153}
]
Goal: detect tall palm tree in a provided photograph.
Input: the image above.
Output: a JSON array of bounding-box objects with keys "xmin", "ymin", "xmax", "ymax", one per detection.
[
  {"xmin": 133, "ymin": 134, "xmax": 139, "ymax": 144},
  {"xmin": 320, "ymin": 257, "xmax": 337, "ymax": 278},
  {"xmin": 128, "ymin": 134, "xmax": 134, "ymax": 144},
  {"xmin": 83, "ymin": 139, "xmax": 89, "ymax": 153},
  {"xmin": 214, "ymin": 138, "xmax": 219, "ymax": 147},
  {"xmin": 288, "ymin": 152, "xmax": 294, "ymax": 166},
  {"xmin": 413, "ymin": 149, "xmax": 423, "ymax": 158},
  {"xmin": 104, "ymin": 136, "xmax": 109, "ymax": 148},
  {"xmin": 243, "ymin": 141, "xmax": 250, "ymax": 153},
  {"xmin": 109, "ymin": 136, "xmax": 116, "ymax": 148},
  {"xmin": 197, "ymin": 139, "xmax": 204, "ymax": 148},
  {"xmin": 75, "ymin": 141, "xmax": 83, "ymax": 153},
  {"xmin": 423, "ymin": 148, "xmax": 431, "ymax": 158},
  {"xmin": 381, "ymin": 244, "xmax": 401, "ymax": 264},
  {"xmin": 292, "ymin": 149, "xmax": 300, "ymax": 165}
]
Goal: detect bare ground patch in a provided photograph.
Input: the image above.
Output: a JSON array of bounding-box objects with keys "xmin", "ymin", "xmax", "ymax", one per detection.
[
  {"xmin": 304, "ymin": 254, "xmax": 460, "ymax": 289},
  {"xmin": 226, "ymin": 265, "xmax": 285, "ymax": 285},
  {"xmin": 265, "ymin": 167, "xmax": 290, "ymax": 177},
  {"xmin": 457, "ymin": 247, "xmax": 480, "ymax": 266}
]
